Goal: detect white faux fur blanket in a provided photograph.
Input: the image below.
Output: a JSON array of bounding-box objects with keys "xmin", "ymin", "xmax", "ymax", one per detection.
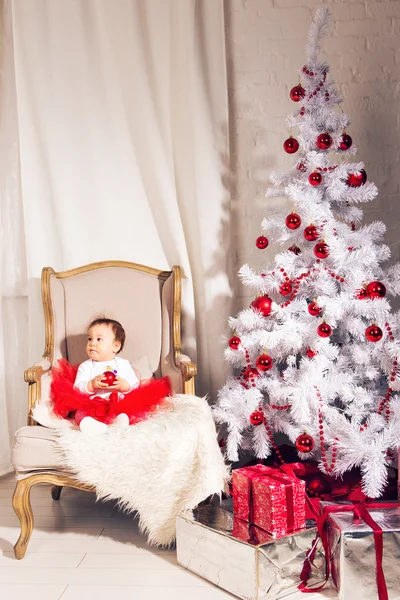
[{"xmin": 32, "ymin": 394, "xmax": 229, "ymax": 546}]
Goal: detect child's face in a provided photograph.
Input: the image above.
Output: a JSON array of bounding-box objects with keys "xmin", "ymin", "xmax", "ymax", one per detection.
[{"xmin": 86, "ymin": 324, "xmax": 121, "ymax": 362}]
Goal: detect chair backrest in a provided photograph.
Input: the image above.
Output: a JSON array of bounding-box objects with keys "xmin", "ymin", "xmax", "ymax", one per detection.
[{"xmin": 41, "ymin": 261, "xmax": 182, "ymax": 378}]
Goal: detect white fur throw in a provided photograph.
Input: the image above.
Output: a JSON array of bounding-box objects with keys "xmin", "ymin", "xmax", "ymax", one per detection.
[{"xmin": 32, "ymin": 395, "xmax": 229, "ymax": 546}]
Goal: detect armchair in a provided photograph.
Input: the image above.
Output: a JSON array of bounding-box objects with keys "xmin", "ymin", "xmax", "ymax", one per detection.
[{"xmin": 11, "ymin": 260, "xmax": 197, "ymax": 558}]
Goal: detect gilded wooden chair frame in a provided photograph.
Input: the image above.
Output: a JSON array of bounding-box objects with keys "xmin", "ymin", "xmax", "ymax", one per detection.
[{"xmin": 13, "ymin": 260, "xmax": 197, "ymax": 559}]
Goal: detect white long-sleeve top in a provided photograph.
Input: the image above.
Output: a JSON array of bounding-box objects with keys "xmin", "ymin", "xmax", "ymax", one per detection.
[{"xmin": 74, "ymin": 356, "xmax": 139, "ymax": 399}]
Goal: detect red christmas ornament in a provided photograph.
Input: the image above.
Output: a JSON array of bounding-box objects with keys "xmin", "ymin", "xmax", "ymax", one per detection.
[
  {"xmin": 316, "ymin": 133, "xmax": 332, "ymax": 150},
  {"xmin": 228, "ymin": 335, "xmax": 241, "ymax": 350},
  {"xmin": 304, "ymin": 225, "xmax": 319, "ymax": 241},
  {"xmin": 308, "ymin": 171, "xmax": 323, "ymax": 186},
  {"xmin": 251, "ymin": 295, "xmax": 272, "ymax": 317},
  {"xmin": 306, "ymin": 348, "xmax": 317, "ymax": 358},
  {"xmin": 285, "ymin": 212, "xmax": 302, "ymax": 230},
  {"xmin": 280, "ymin": 282, "xmax": 293, "ymax": 296},
  {"xmin": 356, "ymin": 287, "xmax": 368, "ymax": 299},
  {"xmin": 314, "ymin": 242, "xmax": 329, "ymax": 259},
  {"xmin": 244, "ymin": 367, "xmax": 260, "ymax": 380},
  {"xmin": 365, "ymin": 325, "xmax": 383, "ymax": 342},
  {"xmin": 308, "ymin": 301, "xmax": 322, "ymax": 317},
  {"xmin": 256, "ymin": 235, "xmax": 269, "ymax": 249},
  {"xmin": 288, "ymin": 245, "xmax": 301, "ymax": 255},
  {"xmin": 296, "ymin": 162, "xmax": 307, "ymax": 172},
  {"xmin": 366, "ymin": 281, "xmax": 386, "ymax": 299},
  {"xmin": 346, "ymin": 169, "xmax": 367, "ymax": 187},
  {"xmin": 283, "ymin": 137, "xmax": 299, "ymax": 154},
  {"xmin": 295, "ymin": 432, "xmax": 315, "ymax": 453},
  {"xmin": 102, "ymin": 371, "xmax": 117, "ymax": 386},
  {"xmin": 317, "ymin": 323, "xmax": 332, "ymax": 338},
  {"xmin": 339, "ymin": 133, "xmax": 353, "ymax": 150},
  {"xmin": 249, "ymin": 410, "xmax": 264, "ymax": 426},
  {"xmin": 290, "ymin": 85, "xmax": 305, "ymax": 102},
  {"xmin": 307, "ymin": 476, "xmax": 330, "ymax": 497},
  {"xmin": 255, "ymin": 354, "xmax": 273, "ymax": 371}
]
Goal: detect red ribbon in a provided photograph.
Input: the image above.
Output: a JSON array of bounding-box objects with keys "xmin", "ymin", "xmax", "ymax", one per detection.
[{"xmin": 299, "ymin": 501, "xmax": 398, "ymax": 600}]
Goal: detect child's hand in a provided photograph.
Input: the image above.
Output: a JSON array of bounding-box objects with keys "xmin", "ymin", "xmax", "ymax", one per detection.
[
  {"xmin": 107, "ymin": 376, "xmax": 130, "ymax": 393},
  {"xmin": 89, "ymin": 374, "xmax": 110, "ymax": 391}
]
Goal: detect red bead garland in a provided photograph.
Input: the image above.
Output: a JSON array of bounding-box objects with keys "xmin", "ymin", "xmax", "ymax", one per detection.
[
  {"xmin": 314, "ymin": 386, "xmax": 339, "ymax": 474},
  {"xmin": 263, "ymin": 420, "xmax": 284, "ymax": 465}
]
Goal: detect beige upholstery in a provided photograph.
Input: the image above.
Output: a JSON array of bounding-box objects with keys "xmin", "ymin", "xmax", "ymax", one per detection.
[{"xmin": 11, "ymin": 261, "xmax": 197, "ymax": 559}]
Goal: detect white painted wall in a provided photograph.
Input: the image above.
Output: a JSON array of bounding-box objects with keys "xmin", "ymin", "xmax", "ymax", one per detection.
[{"xmin": 225, "ymin": 0, "xmax": 400, "ymax": 311}]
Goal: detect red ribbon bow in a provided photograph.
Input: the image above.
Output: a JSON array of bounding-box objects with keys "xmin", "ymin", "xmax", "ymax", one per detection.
[{"xmin": 299, "ymin": 501, "xmax": 398, "ymax": 600}]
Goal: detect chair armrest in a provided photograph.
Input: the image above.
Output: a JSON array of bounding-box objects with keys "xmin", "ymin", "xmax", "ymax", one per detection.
[
  {"xmin": 24, "ymin": 359, "xmax": 51, "ymax": 383},
  {"xmin": 176, "ymin": 354, "xmax": 197, "ymax": 381}
]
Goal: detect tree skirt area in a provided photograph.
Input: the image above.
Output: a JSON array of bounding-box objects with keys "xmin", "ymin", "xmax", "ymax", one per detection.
[{"xmin": 33, "ymin": 394, "xmax": 229, "ymax": 546}]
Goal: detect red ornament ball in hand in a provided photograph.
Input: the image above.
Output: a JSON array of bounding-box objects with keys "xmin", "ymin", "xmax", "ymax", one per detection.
[
  {"xmin": 316, "ymin": 133, "xmax": 332, "ymax": 150},
  {"xmin": 256, "ymin": 235, "xmax": 269, "ymax": 249},
  {"xmin": 280, "ymin": 282, "xmax": 293, "ymax": 296},
  {"xmin": 306, "ymin": 348, "xmax": 317, "ymax": 358},
  {"xmin": 304, "ymin": 225, "xmax": 319, "ymax": 241},
  {"xmin": 251, "ymin": 295, "xmax": 272, "ymax": 317},
  {"xmin": 102, "ymin": 371, "xmax": 117, "ymax": 386},
  {"xmin": 244, "ymin": 367, "xmax": 260, "ymax": 380},
  {"xmin": 365, "ymin": 325, "xmax": 383, "ymax": 342},
  {"xmin": 314, "ymin": 242, "xmax": 329, "ymax": 259},
  {"xmin": 366, "ymin": 281, "xmax": 386, "ymax": 299},
  {"xmin": 256, "ymin": 354, "xmax": 273, "ymax": 371},
  {"xmin": 249, "ymin": 410, "xmax": 264, "ymax": 426},
  {"xmin": 285, "ymin": 212, "xmax": 302, "ymax": 230},
  {"xmin": 288, "ymin": 245, "xmax": 301, "ymax": 255},
  {"xmin": 308, "ymin": 171, "xmax": 323, "ymax": 186},
  {"xmin": 228, "ymin": 335, "xmax": 241, "ymax": 350},
  {"xmin": 339, "ymin": 133, "xmax": 353, "ymax": 150},
  {"xmin": 283, "ymin": 137, "xmax": 299, "ymax": 154},
  {"xmin": 318, "ymin": 323, "xmax": 332, "ymax": 338},
  {"xmin": 296, "ymin": 432, "xmax": 315, "ymax": 453},
  {"xmin": 308, "ymin": 301, "xmax": 322, "ymax": 317},
  {"xmin": 346, "ymin": 169, "xmax": 367, "ymax": 187},
  {"xmin": 290, "ymin": 85, "xmax": 305, "ymax": 102}
]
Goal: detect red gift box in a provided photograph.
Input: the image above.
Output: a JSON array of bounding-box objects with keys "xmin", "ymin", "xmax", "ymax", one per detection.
[{"xmin": 232, "ymin": 464, "xmax": 306, "ymax": 537}]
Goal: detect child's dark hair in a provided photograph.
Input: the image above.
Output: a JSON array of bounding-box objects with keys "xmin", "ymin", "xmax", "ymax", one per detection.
[{"xmin": 88, "ymin": 318, "xmax": 126, "ymax": 353}]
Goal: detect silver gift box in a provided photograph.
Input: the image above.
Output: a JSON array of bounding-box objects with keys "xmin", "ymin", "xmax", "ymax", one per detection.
[
  {"xmin": 176, "ymin": 503, "xmax": 325, "ymax": 600},
  {"xmin": 325, "ymin": 504, "xmax": 400, "ymax": 600}
]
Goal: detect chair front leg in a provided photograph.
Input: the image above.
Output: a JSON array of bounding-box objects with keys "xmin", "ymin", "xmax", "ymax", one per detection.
[{"xmin": 12, "ymin": 477, "xmax": 35, "ymax": 559}]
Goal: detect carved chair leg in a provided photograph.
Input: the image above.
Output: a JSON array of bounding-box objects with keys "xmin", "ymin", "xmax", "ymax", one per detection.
[
  {"xmin": 12, "ymin": 478, "xmax": 34, "ymax": 559},
  {"xmin": 51, "ymin": 485, "xmax": 63, "ymax": 500}
]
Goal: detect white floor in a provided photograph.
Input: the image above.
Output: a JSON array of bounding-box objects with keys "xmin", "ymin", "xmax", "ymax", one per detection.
[{"xmin": 0, "ymin": 472, "xmax": 335, "ymax": 600}]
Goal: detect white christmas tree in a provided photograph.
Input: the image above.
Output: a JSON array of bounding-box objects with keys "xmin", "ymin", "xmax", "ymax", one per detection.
[{"xmin": 213, "ymin": 8, "xmax": 400, "ymax": 498}]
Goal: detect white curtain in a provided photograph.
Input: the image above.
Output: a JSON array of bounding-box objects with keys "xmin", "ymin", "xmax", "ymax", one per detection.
[{"xmin": 0, "ymin": 0, "xmax": 232, "ymax": 475}]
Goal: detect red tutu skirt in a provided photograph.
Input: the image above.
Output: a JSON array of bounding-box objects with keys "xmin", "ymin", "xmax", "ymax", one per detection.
[{"xmin": 50, "ymin": 359, "xmax": 171, "ymax": 425}]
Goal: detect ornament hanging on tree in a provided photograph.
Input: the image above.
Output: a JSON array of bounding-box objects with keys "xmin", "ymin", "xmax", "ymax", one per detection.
[
  {"xmin": 304, "ymin": 224, "xmax": 319, "ymax": 241},
  {"xmin": 307, "ymin": 476, "xmax": 330, "ymax": 497},
  {"xmin": 356, "ymin": 287, "xmax": 368, "ymax": 300},
  {"xmin": 290, "ymin": 85, "xmax": 305, "ymax": 102},
  {"xmin": 296, "ymin": 162, "xmax": 307, "ymax": 172},
  {"xmin": 295, "ymin": 432, "xmax": 315, "ymax": 453},
  {"xmin": 228, "ymin": 335, "xmax": 241, "ymax": 350},
  {"xmin": 346, "ymin": 169, "xmax": 367, "ymax": 187},
  {"xmin": 249, "ymin": 411, "xmax": 264, "ymax": 426},
  {"xmin": 308, "ymin": 171, "xmax": 323, "ymax": 186},
  {"xmin": 285, "ymin": 212, "xmax": 302, "ymax": 229},
  {"xmin": 255, "ymin": 353, "xmax": 273, "ymax": 371},
  {"xmin": 365, "ymin": 324, "xmax": 383, "ymax": 342},
  {"xmin": 288, "ymin": 245, "xmax": 301, "ymax": 254},
  {"xmin": 306, "ymin": 348, "xmax": 318, "ymax": 358},
  {"xmin": 251, "ymin": 295, "xmax": 272, "ymax": 317},
  {"xmin": 244, "ymin": 367, "xmax": 260, "ymax": 380},
  {"xmin": 316, "ymin": 132, "xmax": 332, "ymax": 150},
  {"xmin": 339, "ymin": 132, "xmax": 353, "ymax": 150},
  {"xmin": 256, "ymin": 235, "xmax": 269, "ymax": 249},
  {"xmin": 308, "ymin": 301, "xmax": 322, "ymax": 316},
  {"xmin": 317, "ymin": 322, "xmax": 332, "ymax": 338},
  {"xmin": 280, "ymin": 282, "xmax": 293, "ymax": 296},
  {"xmin": 314, "ymin": 242, "xmax": 329, "ymax": 259},
  {"xmin": 366, "ymin": 281, "xmax": 386, "ymax": 299},
  {"xmin": 283, "ymin": 136, "xmax": 299, "ymax": 154}
]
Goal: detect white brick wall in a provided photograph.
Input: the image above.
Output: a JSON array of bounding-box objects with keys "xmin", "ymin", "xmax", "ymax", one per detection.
[{"xmin": 225, "ymin": 0, "xmax": 400, "ymax": 312}]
